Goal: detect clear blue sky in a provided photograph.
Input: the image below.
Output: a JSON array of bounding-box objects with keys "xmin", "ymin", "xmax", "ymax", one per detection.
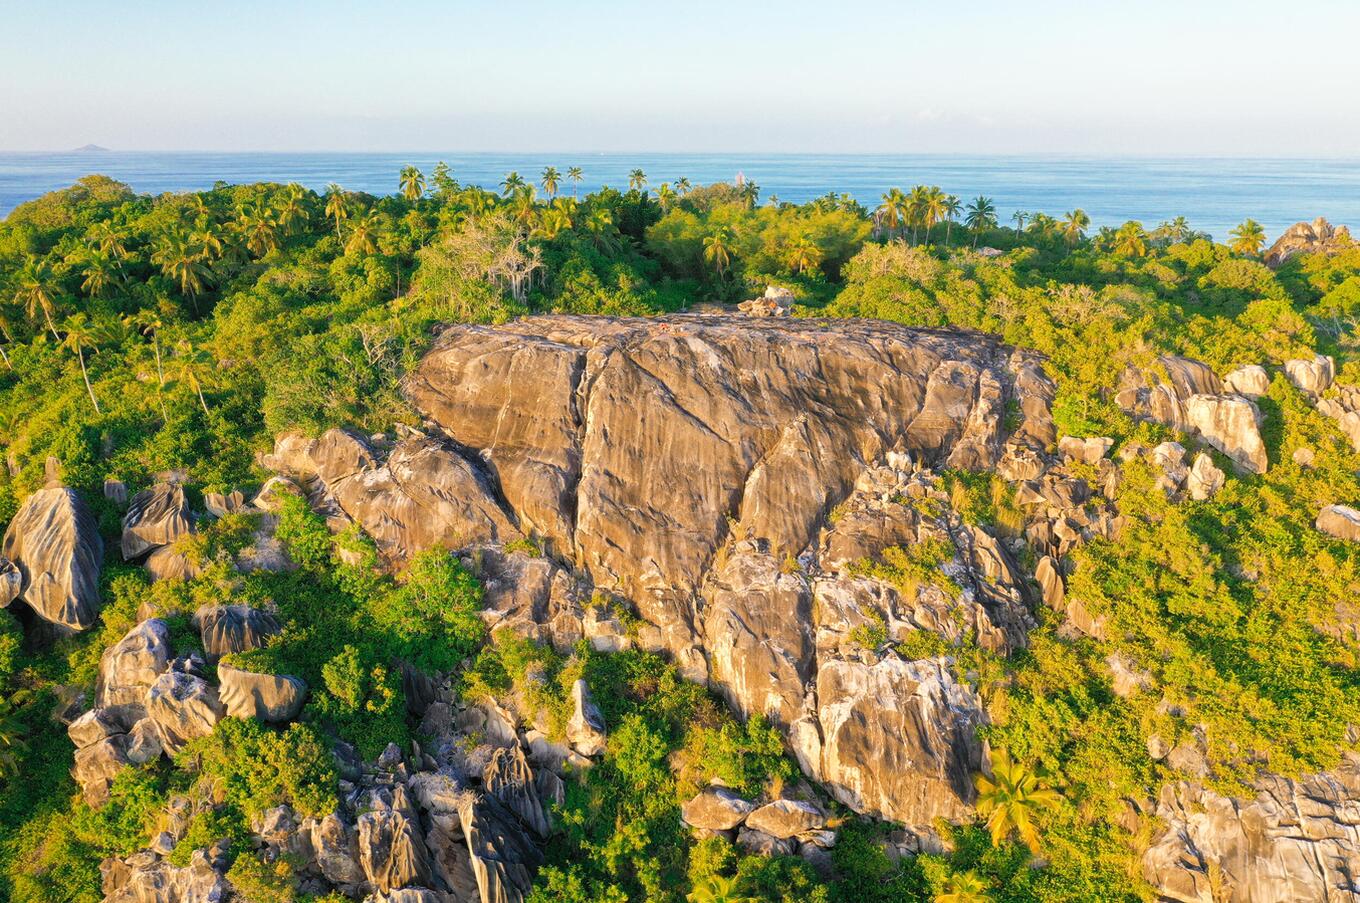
[{"xmin": 4, "ymin": 0, "xmax": 1358, "ymax": 154}]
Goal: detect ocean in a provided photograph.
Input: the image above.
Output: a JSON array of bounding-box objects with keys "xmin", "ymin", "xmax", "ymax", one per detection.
[{"xmin": 3, "ymin": 152, "xmax": 1359, "ymax": 242}]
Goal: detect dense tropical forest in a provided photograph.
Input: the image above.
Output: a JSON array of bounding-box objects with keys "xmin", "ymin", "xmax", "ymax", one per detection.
[{"xmin": 1, "ymin": 163, "xmax": 1359, "ymax": 903}]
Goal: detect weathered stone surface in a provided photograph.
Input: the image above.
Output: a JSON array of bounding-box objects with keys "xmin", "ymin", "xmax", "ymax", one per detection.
[
  {"xmin": 1283, "ymin": 354, "xmax": 1334, "ymax": 396},
  {"xmin": 0, "ymin": 557, "xmax": 21, "ymax": 608},
  {"xmin": 702, "ymin": 543, "xmax": 814, "ymax": 726},
  {"xmin": 1058, "ymin": 436, "xmax": 1112, "ymax": 465},
  {"xmin": 681, "ymin": 787, "xmax": 756, "ymax": 831},
  {"xmin": 484, "ymin": 744, "xmax": 550, "ymax": 839},
  {"xmin": 216, "ymin": 663, "xmax": 306, "ymax": 721},
  {"xmin": 1264, "ymin": 217, "xmax": 1355, "ymax": 268},
  {"xmin": 1187, "ymin": 453, "xmax": 1226, "ymax": 501},
  {"xmin": 194, "ymin": 604, "xmax": 280, "ymax": 662},
  {"xmin": 736, "ymin": 826, "xmax": 795, "ymax": 857},
  {"xmin": 73, "ymin": 733, "xmax": 132, "ymax": 805},
  {"xmin": 566, "ymin": 679, "xmax": 607, "ymax": 757},
  {"xmin": 1183, "ymin": 394, "xmax": 1267, "ymax": 475},
  {"xmin": 358, "ymin": 784, "xmax": 433, "ymax": 893},
  {"xmin": 68, "ymin": 707, "xmax": 124, "ymax": 749},
  {"xmin": 407, "ymin": 316, "xmax": 1052, "ymax": 657},
  {"xmin": 1035, "ymin": 556, "xmax": 1064, "ymax": 610},
  {"xmin": 1, "ymin": 486, "xmax": 104, "ymax": 630},
  {"xmin": 97, "ymin": 619, "xmax": 173, "ymax": 716},
  {"xmin": 738, "ymin": 285, "xmax": 796, "ymax": 317},
  {"xmin": 103, "ymin": 849, "xmax": 228, "ymax": 903},
  {"xmin": 1144, "ymin": 756, "xmax": 1360, "ymax": 903},
  {"xmin": 458, "ymin": 793, "xmax": 544, "ymax": 903},
  {"xmin": 810, "ymin": 657, "xmax": 984, "ymax": 828},
  {"xmin": 264, "ymin": 429, "xmax": 520, "ymax": 562},
  {"xmin": 302, "ymin": 813, "xmax": 366, "ymax": 888},
  {"xmin": 1316, "ymin": 504, "xmax": 1360, "ymax": 542},
  {"xmin": 744, "ymin": 798, "xmax": 826, "ymax": 839},
  {"xmin": 1223, "ymin": 365, "xmax": 1270, "ymax": 398},
  {"xmin": 145, "ymin": 671, "xmax": 224, "ymax": 755},
  {"xmin": 143, "ymin": 546, "xmax": 201, "ymax": 583},
  {"xmin": 121, "ymin": 483, "xmax": 193, "ymax": 560}
]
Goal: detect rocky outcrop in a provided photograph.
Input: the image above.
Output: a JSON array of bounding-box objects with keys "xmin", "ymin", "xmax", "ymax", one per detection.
[
  {"xmin": 97, "ymin": 618, "xmax": 173, "ymax": 717},
  {"xmin": 216, "ymin": 663, "xmax": 306, "ymax": 721},
  {"xmin": 145, "ymin": 671, "xmax": 224, "ymax": 755},
  {"xmin": 1264, "ymin": 217, "xmax": 1355, "ymax": 268},
  {"xmin": 1316, "ymin": 504, "xmax": 1360, "ymax": 542},
  {"xmin": 1283, "ymin": 354, "xmax": 1334, "ymax": 396},
  {"xmin": 681, "ymin": 787, "xmax": 757, "ymax": 831},
  {"xmin": 0, "ymin": 558, "xmax": 21, "ymax": 608},
  {"xmin": 121, "ymin": 483, "xmax": 193, "ymax": 560},
  {"xmin": 1118, "ymin": 355, "xmax": 1268, "ymax": 474},
  {"xmin": 738, "ymin": 285, "xmax": 795, "ymax": 317},
  {"xmin": 194, "ymin": 605, "xmax": 280, "ymax": 662},
  {"xmin": 1144, "ymin": 756, "xmax": 1360, "ymax": 902},
  {"xmin": 565, "ymin": 679, "xmax": 606, "ymax": 757},
  {"xmin": 1187, "ymin": 453, "xmax": 1225, "ymax": 501},
  {"xmin": 1223, "ymin": 365, "xmax": 1269, "ymax": 398},
  {"xmin": 744, "ymin": 798, "xmax": 827, "ymax": 839},
  {"xmin": 264, "ymin": 429, "xmax": 520, "ymax": 562},
  {"xmin": 1, "ymin": 486, "xmax": 104, "ymax": 631}
]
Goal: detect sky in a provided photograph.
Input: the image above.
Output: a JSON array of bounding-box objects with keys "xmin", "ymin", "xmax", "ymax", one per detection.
[{"xmin": 3, "ymin": 0, "xmax": 1359, "ymax": 155}]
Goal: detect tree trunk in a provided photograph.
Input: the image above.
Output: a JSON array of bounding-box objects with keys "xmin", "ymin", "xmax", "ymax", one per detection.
[{"xmin": 77, "ymin": 347, "xmax": 101, "ymax": 414}]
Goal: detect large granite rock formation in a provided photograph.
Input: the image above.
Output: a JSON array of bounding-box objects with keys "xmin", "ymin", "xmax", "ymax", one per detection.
[
  {"xmin": 1, "ymin": 486, "xmax": 104, "ymax": 631},
  {"xmin": 1264, "ymin": 217, "xmax": 1355, "ymax": 268}
]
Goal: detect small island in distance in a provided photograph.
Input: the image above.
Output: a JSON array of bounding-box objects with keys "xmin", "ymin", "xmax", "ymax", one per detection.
[{"xmin": 69, "ymin": 144, "xmax": 110, "ymax": 153}]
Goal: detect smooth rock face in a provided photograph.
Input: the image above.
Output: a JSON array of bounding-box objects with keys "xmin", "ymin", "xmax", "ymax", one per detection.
[
  {"xmin": 1144, "ymin": 758, "xmax": 1360, "ymax": 903},
  {"xmin": 97, "ymin": 619, "xmax": 173, "ymax": 716},
  {"xmin": 1223, "ymin": 365, "xmax": 1270, "ymax": 398},
  {"xmin": 1264, "ymin": 217, "xmax": 1354, "ymax": 267},
  {"xmin": 1183, "ymin": 395, "xmax": 1267, "ymax": 475},
  {"xmin": 1, "ymin": 486, "xmax": 104, "ymax": 630},
  {"xmin": 1316, "ymin": 504, "xmax": 1360, "ymax": 541},
  {"xmin": 121, "ymin": 483, "xmax": 193, "ymax": 560},
  {"xmin": 681, "ymin": 787, "xmax": 756, "ymax": 831},
  {"xmin": 407, "ymin": 315, "xmax": 1051, "ymax": 656},
  {"xmin": 1282, "ymin": 354, "xmax": 1335, "ymax": 396},
  {"xmin": 1187, "ymin": 453, "xmax": 1226, "ymax": 501},
  {"xmin": 145, "ymin": 671, "xmax": 224, "ymax": 754},
  {"xmin": 565, "ymin": 679, "xmax": 607, "ymax": 757},
  {"xmin": 458, "ymin": 793, "xmax": 544, "ymax": 903},
  {"xmin": 264, "ymin": 429, "xmax": 520, "ymax": 562},
  {"xmin": 810, "ymin": 657, "xmax": 984, "ymax": 827},
  {"xmin": 358, "ymin": 785, "xmax": 432, "ymax": 893},
  {"xmin": 0, "ymin": 558, "xmax": 21, "ymax": 608},
  {"xmin": 744, "ymin": 798, "xmax": 827, "ymax": 839},
  {"xmin": 216, "ymin": 663, "xmax": 306, "ymax": 721},
  {"xmin": 195, "ymin": 605, "xmax": 280, "ymax": 662}
]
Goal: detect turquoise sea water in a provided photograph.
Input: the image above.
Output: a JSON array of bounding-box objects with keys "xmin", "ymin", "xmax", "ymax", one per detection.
[{"xmin": 3, "ymin": 152, "xmax": 1358, "ymax": 241}]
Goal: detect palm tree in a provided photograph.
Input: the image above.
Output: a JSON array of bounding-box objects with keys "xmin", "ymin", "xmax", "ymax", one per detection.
[
  {"xmin": 703, "ymin": 227, "xmax": 735, "ymax": 279},
  {"xmin": 924, "ymin": 186, "xmax": 948, "ymax": 243},
  {"xmin": 276, "ymin": 184, "xmax": 309, "ymax": 232},
  {"xmin": 788, "ymin": 232, "xmax": 822, "ymax": 275},
  {"xmin": 60, "ymin": 313, "xmax": 102, "ymax": 413},
  {"xmin": 346, "ymin": 211, "xmax": 380, "ymax": 255},
  {"xmin": 0, "ymin": 691, "xmax": 33, "ymax": 779},
  {"xmin": 192, "ymin": 216, "xmax": 225, "ymax": 261},
  {"xmin": 541, "ymin": 167, "xmax": 561, "ymax": 200},
  {"xmin": 675, "ymin": 177, "xmax": 692, "ymax": 196},
  {"xmin": 1011, "ymin": 210, "xmax": 1029, "ymax": 234},
  {"xmin": 628, "ymin": 169, "xmax": 647, "ymax": 192},
  {"xmin": 686, "ymin": 874, "xmax": 757, "ymax": 903},
  {"xmin": 152, "ymin": 231, "xmax": 212, "ymax": 305},
  {"xmin": 1230, "ymin": 218, "xmax": 1266, "ymax": 256},
  {"xmin": 536, "ymin": 207, "xmax": 573, "ymax": 240},
  {"xmin": 739, "ymin": 180, "xmax": 760, "ymax": 208},
  {"xmin": 586, "ymin": 209, "xmax": 621, "ymax": 253},
  {"xmin": 943, "ymin": 195, "xmax": 962, "ymax": 245},
  {"xmin": 173, "ymin": 341, "xmax": 214, "ymax": 416},
  {"xmin": 324, "ymin": 184, "xmax": 350, "ymax": 239},
  {"xmin": 906, "ymin": 185, "xmax": 931, "ymax": 243},
  {"xmin": 501, "ymin": 171, "xmax": 526, "ymax": 197},
  {"xmin": 965, "ymin": 197, "xmax": 998, "ymax": 248},
  {"xmin": 126, "ymin": 310, "xmax": 168, "ymax": 416},
  {"xmin": 655, "ymin": 182, "xmax": 677, "ymax": 212},
  {"xmin": 399, "ymin": 166, "xmax": 425, "ymax": 202},
  {"xmin": 877, "ymin": 188, "xmax": 909, "ymax": 240},
  {"xmin": 237, "ymin": 205, "xmax": 281, "ymax": 257},
  {"xmin": 80, "ymin": 248, "xmax": 119, "ymax": 298},
  {"xmin": 1112, "ymin": 222, "xmax": 1149, "ymax": 258},
  {"xmin": 934, "ymin": 870, "xmax": 991, "ymax": 903},
  {"xmin": 1060, "ymin": 209, "xmax": 1091, "ymax": 245},
  {"xmin": 567, "ymin": 166, "xmax": 584, "ymax": 198},
  {"xmin": 90, "ymin": 221, "xmax": 129, "ymax": 259},
  {"xmin": 13, "ymin": 260, "xmax": 62, "ymax": 340},
  {"xmin": 431, "ymin": 161, "xmax": 457, "ymax": 196},
  {"xmin": 974, "ymin": 749, "xmax": 1061, "ymax": 854}
]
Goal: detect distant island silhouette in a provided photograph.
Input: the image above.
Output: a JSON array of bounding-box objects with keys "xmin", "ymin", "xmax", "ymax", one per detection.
[{"xmin": 70, "ymin": 143, "xmax": 110, "ymax": 153}]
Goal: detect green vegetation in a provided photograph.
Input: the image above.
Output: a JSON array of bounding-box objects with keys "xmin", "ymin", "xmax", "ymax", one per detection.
[{"xmin": 0, "ymin": 166, "xmax": 1358, "ymax": 901}]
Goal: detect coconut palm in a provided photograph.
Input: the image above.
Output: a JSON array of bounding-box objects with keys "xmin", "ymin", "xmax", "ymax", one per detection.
[
  {"xmin": 346, "ymin": 211, "xmax": 381, "ymax": 255},
  {"xmin": 399, "ymin": 166, "xmax": 425, "ymax": 202},
  {"xmin": 276, "ymin": 184, "xmax": 309, "ymax": 232},
  {"xmin": 172, "ymin": 340, "xmax": 214, "ymax": 416},
  {"xmin": 924, "ymin": 186, "xmax": 948, "ymax": 242},
  {"xmin": 1112, "ymin": 222, "xmax": 1149, "ymax": 258},
  {"xmin": 877, "ymin": 189, "xmax": 909, "ymax": 240},
  {"xmin": 628, "ymin": 169, "xmax": 647, "ymax": 191},
  {"xmin": 655, "ymin": 182, "xmax": 677, "ymax": 212},
  {"xmin": 540, "ymin": 167, "xmax": 561, "ymax": 200},
  {"xmin": 907, "ymin": 185, "xmax": 931, "ymax": 242},
  {"xmin": 60, "ymin": 313, "xmax": 102, "ymax": 413},
  {"xmin": 1012, "ymin": 210, "xmax": 1029, "ymax": 234},
  {"xmin": 675, "ymin": 177, "xmax": 692, "ymax": 196},
  {"xmin": 965, "ymin": 197, "xmax": 998, "ymax": 248},
  {"xmin": 686, "ymin": 874, "xmax": 757, "ymax": 903},
  {"xmin": 739, "ymin": 180, "xmax": 760, "ymax": 208},
  {"xmin": 501, "ymin": 171, "xmax": 526, "ymax": 197},
  {"xmin": 90, "ymin": 221, "xmax": 129, "ymax": 259},
  {"xmin": 567, "ymin": 166, "xmax": 584, "ymax": 198},
  {"xmin": 13, "ymin": 260, "xmax": 62, "ymax": 339},
  {"xmin": 934, "ymin": 870, "xmax": 991, "ymax": 903},
  {"xmin": 788, "ymin": 232, "xmax": 822, "ymax": 275},
  {"xmin": 943, "ymin": 195, "xmax": 962, "ymax": 245},
  {"xmin": 80, "ymin": 248, "xmax": 119, "ymax": 298},
  {"xmin": 192, "ymin": 216, "xmax": 225, "ymax": 261},
  {"xmin": 237, "ymin": 205, "xmax": 281, "ymax": 257},
  {"xmin": 324, "ymin": 184, "xmax": 350, "ymax": 240},
  {"xmin": 974, "ymin": 749, "xmax": 1061, "ymax": 853},
  {"xmin": 1060, "ymin": 209, "xmax": 1090, "ymax": 245},
  {"xmin": 586, "ymin": 209, "xmax": 621, "ymax": 254},
  {"xmin": 536, "ymin": 207, "xmax": 573, "ymax": 240},
  {"xmin": 152, "ymin": 231, "xmax": 212, "ymax": 305},
  {"xmin": 703, "ymin": 227, "xmax": 735, "ymax": 279},
  {"xmin": 1230, "ymin": 218, "xmax": 1266, "ymax": 256},
  {"xmin": 126, "ymin": 309, "xmax": 168, "ymax": 416}
]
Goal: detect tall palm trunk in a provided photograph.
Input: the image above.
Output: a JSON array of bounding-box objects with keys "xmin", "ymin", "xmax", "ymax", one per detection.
[
  {"xmin": 76, "ymin": 346, "xmax": 100, "ymax": 414},
  {"xmin": 152, "ymin": 335, "xmax": 168, "ymax": 418},
  {"xmin": 196, "ymin": 385, "xmax": 210, "ymax": 417},
  {"xmin": 44, "ymin": 309, "xmax": 60, "ymax": 342}
]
